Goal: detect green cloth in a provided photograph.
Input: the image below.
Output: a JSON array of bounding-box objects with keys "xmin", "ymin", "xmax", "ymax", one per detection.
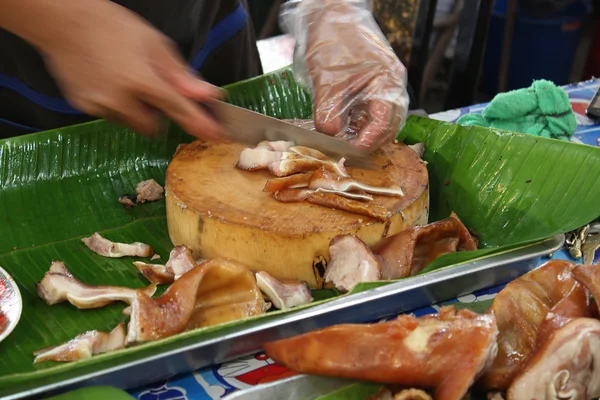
[{"xmin": 457, "ymin": 79, "xmax": 577, "ymax": 141}]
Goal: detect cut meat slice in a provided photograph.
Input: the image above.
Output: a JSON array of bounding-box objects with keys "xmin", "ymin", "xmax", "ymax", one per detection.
[
  {"xmin": 236, "ymin": 148, "xmax": 283, "ymax": 171},
  {"xmin": 33, "ymin": 323, "xmax": 126, "ymax": 364},
  {"xmin": 134, "ymin": 245, "xmax": 197, "ymax": 284},
  {"xmin": 324, "ymin": 235, "xmax": 382, "ymax": 292},
  {"xmin": 136, "ymin": 179, "xmax": 164, "ymax": 203},
  {"xmin": 309, "ymin": 164, "xmax": 403, "ymax": 197},
  {"xmin": 264, "ymin": 306, "xmax": 498, "ymax": 400},
  {"xmin": 36, "ymin": 261, "xmax": 157, "ymax": 309},
  {"xmin": 82, "ymin": 232, "xmax": 153, "ymax": 258},
  {"xmin": 255, "ymin": 271, "xmax": 313, "ymax": 310},
  {"xmin": 306, "ymin": 191, "xmax": 390, "ymax": 221},
  {"xmin": 263, "ymin": 173, "xmax": 313, "ymax": 193}
]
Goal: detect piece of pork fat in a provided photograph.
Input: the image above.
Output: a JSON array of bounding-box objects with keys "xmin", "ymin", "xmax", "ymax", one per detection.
[
  {"xmin": 126, "ymin": 259, "xmax": 268, "ymax": 344},
  {"xmin": 255, "ymin": 271, "xmax": 313, "ymax": 310},
  {"xmin": 256, "ymin": 140, "xmax": 295, "ymax": 152},
  {"xmin": 264, "ymin": 306, "xmax": 498, "ymax": 400},
  {"xmin": 236, "ymin": 147, "xmax": 284, "ymax": 171},
  {"xmin": 308, "ymin": 164, "xmax": 404, "ymax": 197},
  {"xmin": 81, "ymin": 232, "xmax": 153, "ymax": 258},
  {"xmin": 36, "ymin": 261, "xmax": 157, "ymax": 309},
  {"xmin": 507, "ymin": 318, "xmax": 600, "ymax": 400},
  {"xmin": 136, "ymin": 179, "xmax": 164, "ymax": 203},
  {"xmin": 324, "ymin": 235, "xmax": 382, "ymax": 292},
  {"xmin": 33, "ymin": 323, "xmax": 126, "ymax": 364},
  {"xmin": 372, "ymin": 212, "xmax": 478, "ymax": 279},
  {"xmin": 133, "ymin": 245, "xmax": 197, "ymax": 284},
  {"xmin": 477, "ymin": 259, "xmax": 580, "ymax": 390}
]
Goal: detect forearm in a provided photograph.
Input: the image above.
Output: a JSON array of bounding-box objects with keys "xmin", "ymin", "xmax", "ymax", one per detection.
[{"xmin": 0, "ymin": 0, "xmax": 107, "ymax": 52}]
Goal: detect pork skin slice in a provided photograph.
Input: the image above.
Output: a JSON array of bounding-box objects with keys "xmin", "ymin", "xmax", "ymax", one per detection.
[
  {"xmin": 33, "ymin": 323, "xmax": 126, "ymax": 364},
  {"xmin": 255, "ymin": 271, "xmax": 313, "ymax": 310},
  {"xmin": 126, "ymin": 259, "xmax": 268, "ymax": 344},
  {"xmin": 478, "ymin": 259, "xmax": 579, "ymax": 390},
  {"xmin": 136, "ymin": 179, "xmax": 164, "ymax": 203},
  {"xmin": 36, "ymin": 261, "xmax": 157, "ymax": 309},
  {"xmin": 263, "ymin": 173, "xmax": 313, "ymax": 193},
  {"xmin": 134, "ymin": 245, "xmax": 197, "ymax": 284},
  {"xmin": 309, "ymin": 164, "xmax": 403, "ymax": 197},
  {"xmin": 264, "ymin": 306, "xmax": 498, "ymax": 400},
  {"xmin": 82, "ymin": 232, "xmax": 153, "ymax": 258},
  {"xmin": 306, "ymin": 191, "xmax": 390, "ymax": 221},
  {"xmin": 507, "ymin": 318, "xmax": 600, "ymax": 400},
  {"xmin": 324, "ymin": 235, "xmax": 382, "ymax": 292}
]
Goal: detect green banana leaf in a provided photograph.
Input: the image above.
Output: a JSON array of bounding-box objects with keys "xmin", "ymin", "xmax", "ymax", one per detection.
[{"xmin": 0, "ymin": 67, "xmax": 598, "ymax": 397}]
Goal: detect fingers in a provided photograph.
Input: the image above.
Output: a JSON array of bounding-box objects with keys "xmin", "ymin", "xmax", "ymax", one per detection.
[
  {"xmin": 313, "ymin": 83, "xmax": 346, "ymax": 136},
  {"xmin": 137, "ymin": 73, "xmax": 224, "ymax": 140},
  {"xmin": 351, "ymin": 99, "xmax": 398, "ymax": 151},
  {"xmin": 103, "ymin": 99, "xmax": 161, "ymax": 136},
  {"xmin": 156, "ymin": 42, "xmax": 225, "ymax": 102}
]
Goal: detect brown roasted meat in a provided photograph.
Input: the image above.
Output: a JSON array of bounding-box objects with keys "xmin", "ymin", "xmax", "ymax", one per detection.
[
  {"xmin": 264, "ymin": 306, "xmax": 498, "ymax": 400},
  {"xmin": 478, "ymin": 259, "xmax": 580, "ymax": 390}
]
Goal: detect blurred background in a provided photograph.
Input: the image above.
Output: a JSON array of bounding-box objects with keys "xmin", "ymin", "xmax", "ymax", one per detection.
[{"xmin": 247, "ymin": 0, "xmax": 599, "ymax": 113}]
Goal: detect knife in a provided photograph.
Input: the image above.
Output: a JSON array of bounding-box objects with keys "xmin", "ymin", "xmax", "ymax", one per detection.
[{"xmin": 207, "ymin": 100, "xmax": 377, "ymax": 169}]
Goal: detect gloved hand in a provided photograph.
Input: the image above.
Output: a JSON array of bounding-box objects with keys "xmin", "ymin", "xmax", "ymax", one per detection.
[{"xmin": 280, "ymin": 0, "xmax": 410, "ymax": 152}]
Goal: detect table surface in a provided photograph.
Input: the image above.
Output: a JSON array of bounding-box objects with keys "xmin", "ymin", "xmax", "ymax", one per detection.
[{"xmin": 126, "ymin": 71, "xmax": 600, "ymax": 400}]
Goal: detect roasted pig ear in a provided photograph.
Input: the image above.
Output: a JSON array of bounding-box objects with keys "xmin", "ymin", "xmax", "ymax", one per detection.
[
  {"xmin": 263, "ymin": 306, "xmax": 498, "ymax": 400},
  {"xmin": 81, "ymin": 232, "xmax": 153, "ymax": 258},
  {"xmin": 126, "ymin": 259, "xmax": 268, "ymax": 344},
  {"xmin": 477, "ymin": 259, "xmax": 579, "ymax": 390},
  {"xmin": 507, "ymin": 318, "xmax": 600, "ymax": 400},
  {"xmin": 372, "ymin": 212, "xmax": 478, "ymax": 279}
]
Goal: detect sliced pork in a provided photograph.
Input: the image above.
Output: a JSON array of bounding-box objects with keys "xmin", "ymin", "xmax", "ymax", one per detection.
[
  {"xmin": 308, "ymin": 164, "xmax": 404, "ymax": 197},
  {"xmin": 264, "ymin": 306, "xmax": 498, "ymax": 400},
  {"xmin": 36, "ymin": 261, "xmax": 157, "ymax": 309},
  {"xmin": 255, "ymin": 271, "xmax": 313, "ymax": 310},
  {"xmin": 82, "ymin": 232, "xmax": 153, "ymax": 258},
  {"xmin": 324, "ymin": 235, "xmax": 382, "ymax": 292},
  {"xmin": 136, "ymin": 179, "xmax": 164, "ymax": 203},
  {"xmin": 306, "ymin": 191, "xmax": 390, "ymax": 221},
  {"xmin": 236, "ymin": 147, "xmax": 283, "ymax": 171},
  {"xmin": 134, "ymin": 245, "xmax": 197, "ymax": 284},
  {"xmin": 33, "ymin": 323, "xmax": 126, "ymax": 364},
  {"xmin": 263, "ymin": 173, "xmax": 312, "ymax": 193}
]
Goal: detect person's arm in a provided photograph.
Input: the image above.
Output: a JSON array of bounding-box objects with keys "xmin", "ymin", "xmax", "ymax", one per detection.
[
  {"xmin": 0, "ymin": 0, "xmax": 224, "ymax": 138},
  {"xmin": 280, "ymin": 0, "xmax": 409, "ymax": 151}
]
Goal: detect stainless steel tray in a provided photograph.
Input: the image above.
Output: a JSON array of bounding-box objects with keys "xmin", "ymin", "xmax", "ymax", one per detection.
[{"xmin": 11, "ymin": 234, "xmax": 564, "ymax": 400}]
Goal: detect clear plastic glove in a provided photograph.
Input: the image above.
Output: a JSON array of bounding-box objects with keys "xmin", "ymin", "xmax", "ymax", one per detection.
[{"xmin": 280, "ymin": 0, "xmax": 410, "ymax": 152}]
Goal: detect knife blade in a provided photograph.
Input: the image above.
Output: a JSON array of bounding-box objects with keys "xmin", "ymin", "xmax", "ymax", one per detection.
[{"xmin": 207, "ymin": 100, "xmax": 377, "ymax": 169}]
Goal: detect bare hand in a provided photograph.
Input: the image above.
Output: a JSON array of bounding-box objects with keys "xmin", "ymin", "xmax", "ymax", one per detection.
[{"xmin": 37, "ymin": 1, "xmax": 224, "ymax": 138}]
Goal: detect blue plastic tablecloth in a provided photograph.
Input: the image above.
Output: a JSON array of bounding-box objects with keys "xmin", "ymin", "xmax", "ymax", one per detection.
[{"xmin": 129, "ymin": 78, "xmax": 600, "ymax": 400}]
